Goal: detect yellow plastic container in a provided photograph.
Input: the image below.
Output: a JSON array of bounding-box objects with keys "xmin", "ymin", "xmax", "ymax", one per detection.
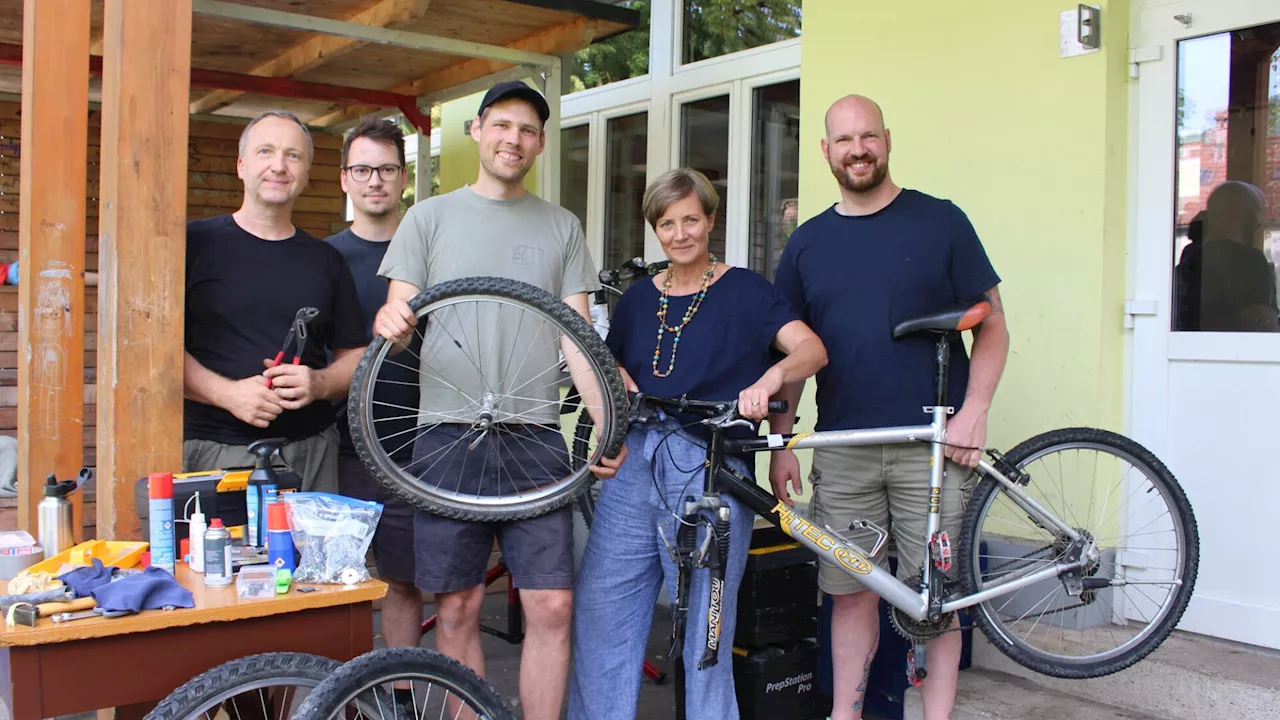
[{"xmin": 17, "ymin": 539, "xmax": 149, "ymax": 577}]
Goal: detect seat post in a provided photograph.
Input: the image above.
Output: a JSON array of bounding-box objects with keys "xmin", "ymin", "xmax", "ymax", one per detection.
[{"xmin": 933, "ymin": 333, "xmax": 951, "ymax": 411}]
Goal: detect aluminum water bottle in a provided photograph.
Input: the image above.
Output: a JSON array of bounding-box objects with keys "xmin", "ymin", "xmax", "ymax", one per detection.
[
  {"xmin": 147, "ymin": 472, "xmax": 175, "ymax": 573},
  {"xmin": 37, "ymin": 474, "xmax": 76, "ymax": 557}
]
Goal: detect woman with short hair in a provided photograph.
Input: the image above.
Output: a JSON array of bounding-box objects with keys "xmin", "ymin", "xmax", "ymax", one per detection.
[{"xmin": 568, "ymin": 168, "xmax": 828, "ymax": 719}]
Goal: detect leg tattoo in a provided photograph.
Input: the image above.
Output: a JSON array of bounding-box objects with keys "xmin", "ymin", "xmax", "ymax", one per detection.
[{"xmin": 851, "ymin": 631, "xmax": 879, "ymax": 713}]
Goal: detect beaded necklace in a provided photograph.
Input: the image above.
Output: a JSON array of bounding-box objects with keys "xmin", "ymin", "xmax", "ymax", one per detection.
[{"xmin": 652, "ymin": 256, "xmax": 718, "ymax": 378}]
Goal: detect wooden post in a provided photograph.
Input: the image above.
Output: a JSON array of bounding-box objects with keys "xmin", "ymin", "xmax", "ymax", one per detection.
[
  {"xmin": 17, "ymin": 0, "xmax": 90, "ymax": 537},
  {"xmin": 94, "ymin": 0, "xmax": 191, "ymax": 541}
]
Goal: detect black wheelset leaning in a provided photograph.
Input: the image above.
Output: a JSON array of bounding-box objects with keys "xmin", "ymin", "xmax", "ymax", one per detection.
[
  {"xmin": 288, "ymin": 647, "xmax": 517, "ymax": 720},
  {"xmin": 144, "ymin": 652, "xmax": 340, "ymax": 720},
  {"xmin": 957, "ymin": 427, "xmax": 1199, "ymax": 679},
  {"xmin": 348, "ymin": 276, "xmax": 628, "ymax": 522}
]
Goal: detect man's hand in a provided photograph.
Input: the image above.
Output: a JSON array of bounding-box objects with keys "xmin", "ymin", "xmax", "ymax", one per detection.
[
  {"xmin": 225, "ymin": 375, "xmax": 284, "ymax": 428},
  {"xmin": 589, "ymin": 443, "xmax": 628, "ymax": 480},
  {"xmin": 374, "ymin": 298, "xmax": 417, "ymax": 346},
  {"xmin": 945, "ymin": 404, "xmax": 988, "ymax": 467},
  {"xmin": 769, "ymin": 450, "xmax": 803, "ymax": 507},
  {"xmin": 263, "ymin": 360, "xmax": 319, "ymax": 410},
  {"xmin": 739, "ymin": 368, "xmax": 783, "ymax": 421}
]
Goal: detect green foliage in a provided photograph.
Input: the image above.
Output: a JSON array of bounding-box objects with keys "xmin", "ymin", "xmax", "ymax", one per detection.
[
  {"xmin": 683, "ymin": 0, "xmax": 802, "ymax": 64},
  {"xmin": 567, "ymin": 0, "xmax": 802, "ymax": 92}
]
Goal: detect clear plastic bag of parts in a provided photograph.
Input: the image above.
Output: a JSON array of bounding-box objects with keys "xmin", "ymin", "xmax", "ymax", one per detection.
[{"xmin": 283, "ymin": 492, "xmax": 383, "ymax": 585}]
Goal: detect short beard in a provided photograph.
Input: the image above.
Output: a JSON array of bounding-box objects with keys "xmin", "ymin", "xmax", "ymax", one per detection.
[{"xmin": 830, "ymin": 157, "xmax": 887, "ymax": 194}]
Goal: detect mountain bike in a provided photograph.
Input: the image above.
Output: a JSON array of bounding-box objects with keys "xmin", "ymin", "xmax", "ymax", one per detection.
[{"xmin": 348, "ymin": 277, "xmax": 1198, "ymax": 684}]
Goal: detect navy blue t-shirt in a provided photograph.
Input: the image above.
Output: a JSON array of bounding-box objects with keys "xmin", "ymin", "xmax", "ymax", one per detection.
[
  {"xmin": 606, "ymin": 267, "xmax": 798, "ymax": 439},
  {"xmin": 773, "ymin": 189, "xmax": 1000, "ymax": 432},
  {"xmin": 325, "ymin": 229, "xmax": 421, "ymax": 461}
]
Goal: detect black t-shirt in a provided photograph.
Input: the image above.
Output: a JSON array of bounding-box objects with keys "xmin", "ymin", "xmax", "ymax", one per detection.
[
  {"xmin": 606, "ymin": 267, "xmax": 798, "ymax": 440},
  {"xmin": 184, "ymin": 215, "xmax": 366, "ymax": 444},
  {"xmin": 324, "ymin": 229, "xmax": 421, "ymax": 461},
  {"xmin": 774, "ymin": 189, "xmax": 1001, "ymax": 432}
]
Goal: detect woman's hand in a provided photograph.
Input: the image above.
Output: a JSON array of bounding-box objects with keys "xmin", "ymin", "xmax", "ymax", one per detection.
[
  {"xmin": 589, "ymin": 443, "xmax": 628, "ymax": 480},
  {"xmin": 738, "ymin": 368, "xmax": 783, "ymax": 421}
]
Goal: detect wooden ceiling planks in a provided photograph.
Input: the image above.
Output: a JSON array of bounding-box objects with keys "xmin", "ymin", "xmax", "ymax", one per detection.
[{"xmin": 0, "ymin": 0, "xmax": 639, "ymax": 125}]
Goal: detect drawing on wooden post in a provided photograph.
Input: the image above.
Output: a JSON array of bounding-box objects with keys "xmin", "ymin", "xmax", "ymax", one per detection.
[{"xmin": 32, "ymin": 264, "xmax": 71, "ymax": 439}]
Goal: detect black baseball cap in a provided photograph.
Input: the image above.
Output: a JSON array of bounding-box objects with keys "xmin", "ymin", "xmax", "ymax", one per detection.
[{"xmin": 477, "ymin": 81, "xmax": 550, "ymax": 124}]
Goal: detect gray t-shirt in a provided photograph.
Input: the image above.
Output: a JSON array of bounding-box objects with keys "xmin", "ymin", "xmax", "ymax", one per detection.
[{"xmin": 379, "ymin": 185, "xmax": 601, "ymax": 427}]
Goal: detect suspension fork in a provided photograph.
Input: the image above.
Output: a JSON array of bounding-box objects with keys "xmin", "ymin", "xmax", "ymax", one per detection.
[{"xmin": 667, "ymin": 427, "xmax": 733, "ymax": 670}]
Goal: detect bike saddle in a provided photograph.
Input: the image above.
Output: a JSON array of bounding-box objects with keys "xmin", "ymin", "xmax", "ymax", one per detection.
[{"xmin": 892, "ymin": 295, "xmax": 993, "ymax": 340}]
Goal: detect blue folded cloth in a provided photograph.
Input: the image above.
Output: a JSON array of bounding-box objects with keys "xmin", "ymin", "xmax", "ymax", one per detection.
[
  {"xmin": 91, "ymin": 566, "xmax": 195, "ymax": 613},
  {"xmin": 58, "ymin": 559, "xmax": 119, "ymax": 598}
]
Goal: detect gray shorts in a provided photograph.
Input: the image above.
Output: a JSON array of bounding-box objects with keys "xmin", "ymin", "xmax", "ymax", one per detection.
[
  {"xmin": 182, "ymin": 424, "xmax": 340, "ymax": 495},
  {"xmin": 810, "ymin": 443, "xmax": 974, "ymax": 596},
  {"xmin": 410, "ymin": 424, "xmax": 574, "ymax": 594}
]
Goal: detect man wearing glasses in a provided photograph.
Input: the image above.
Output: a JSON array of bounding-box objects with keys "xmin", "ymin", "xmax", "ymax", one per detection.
[{"xmin": 324, "ymin": 116, "xmax": 424, "ymax": 700}]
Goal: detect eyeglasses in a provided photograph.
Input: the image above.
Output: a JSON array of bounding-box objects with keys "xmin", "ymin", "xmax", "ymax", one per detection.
[{"xmin": 344, "ymin": 164, "xmax": 403, "ymax": 182}]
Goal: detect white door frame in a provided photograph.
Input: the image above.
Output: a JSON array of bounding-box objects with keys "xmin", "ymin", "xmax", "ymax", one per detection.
[{"xmin": 1130, "ymin": 0, "xmax": 1280, "ymax": 647}]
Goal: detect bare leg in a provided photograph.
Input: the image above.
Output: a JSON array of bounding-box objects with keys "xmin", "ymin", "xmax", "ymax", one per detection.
[
  {"xmin": 381, "ymin": 579, "xmax": 424, "ymax": 649},
  {"xmin": 433, "ymin": 584, "xmax": 487, "ymax": 675},
  {"xmin": 517, "ymin": 588, "xmax": 573, "ymax": 720},
  {"xmin": 830, "ymin": 591, "xmax": 880, "ymax": 720},
  {"xmin": 920, "ymin": 616, "xmax": 962, "ymax": 720}
]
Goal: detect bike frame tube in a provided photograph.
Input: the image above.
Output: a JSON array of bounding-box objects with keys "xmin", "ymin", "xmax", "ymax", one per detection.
[{"xmin": 714, "ymin": 467, "xmax": 930, "ymax": 621}]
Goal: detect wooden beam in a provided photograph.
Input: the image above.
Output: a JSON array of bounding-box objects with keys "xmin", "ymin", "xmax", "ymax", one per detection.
[
  {"xmin": 309, "ymin": 18, "xmax": 599, "ymax": 128},
  {"xmin": 95, "ymin": 0, "xmax": 192, "ymax": 541},
  {"xmin": 17, "ymin": 0, "xmax": 91, "ymax": 538},
  {"xmin": 189, "ymin": 0, "xmax": 430, "ymax": 115}
]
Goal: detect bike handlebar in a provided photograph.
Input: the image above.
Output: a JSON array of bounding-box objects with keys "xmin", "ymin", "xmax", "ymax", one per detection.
[{"xmin": 631, "ymin": 392, "xmax": 788, "ymax": 419}]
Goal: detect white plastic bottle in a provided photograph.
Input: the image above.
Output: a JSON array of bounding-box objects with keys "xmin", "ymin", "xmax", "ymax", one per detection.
[{"xmin": 189, "ymin": 494, "xmax": 207, "ymax": 573}]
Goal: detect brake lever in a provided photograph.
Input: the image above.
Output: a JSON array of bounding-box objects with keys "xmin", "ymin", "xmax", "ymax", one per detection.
[{"xmin": 702, "ymin": 400, "xmax": 758, "ymax": 432}]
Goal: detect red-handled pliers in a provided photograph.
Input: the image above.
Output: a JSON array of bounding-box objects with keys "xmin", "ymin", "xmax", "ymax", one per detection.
[{"xmin": 266, "ymin": 306, "xmax": 319, "ymax": 389}]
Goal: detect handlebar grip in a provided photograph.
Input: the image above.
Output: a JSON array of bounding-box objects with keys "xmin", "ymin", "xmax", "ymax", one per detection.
[{"xmin": 767, "ymin": 400, "xmax": 789, "ymax": 414}]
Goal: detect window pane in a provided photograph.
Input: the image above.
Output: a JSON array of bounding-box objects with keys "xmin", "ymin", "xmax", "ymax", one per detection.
[
  {"xmin": 748, "ymin": 80, "xmax": 800, "ymax": 281},
  {"xmin": 569, "ymin": 0, "xmax": 650, "ymax": 93},
  {"xmin": 561, "ymin": 124, "xmax": 590, "ymax": 235},
  {"xmin": 1172, "ymin": 24, "xmax": 1280, "ymax": 333},
  {"xmin": 604, "ymin": 113, "xmax": 649, "ymax": 276},
  {"xmin": 683, "ymin": 0, "xmax": 802, "ymax": 65},
  {"xmin": 679, "ymin": 95, "xmax": 730, "ymax": 260}
]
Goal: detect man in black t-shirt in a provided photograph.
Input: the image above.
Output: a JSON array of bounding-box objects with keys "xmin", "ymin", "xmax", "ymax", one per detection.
[
  {"xmin": 324, "ymin": 116, "xmax": 424, "ymax": 683},
  {"xmin": 183, "ymin": 110, "xmax": 366, "ymax": 495},
  {"xmin": 770, "ymin": 95, "xmax": 1010, "ymax": 720}
]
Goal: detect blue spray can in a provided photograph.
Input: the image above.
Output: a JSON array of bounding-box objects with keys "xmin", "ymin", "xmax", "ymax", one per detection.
[
  {"xmin": 147, "ymin": 472, "xmax": 175, "ymax": 573},
  {"xmin": 265, "ymin": 500, "xmax": 295, "ymax": 573}
]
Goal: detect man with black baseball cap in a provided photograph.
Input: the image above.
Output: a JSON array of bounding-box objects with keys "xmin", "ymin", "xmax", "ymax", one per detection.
[
  {"xmin": 478, "ymin": 79, "xmax": 551, "ymax": 124},
  {"xmin": 373, "ymin": 81, "xmax": 615, "ymax": 720}
]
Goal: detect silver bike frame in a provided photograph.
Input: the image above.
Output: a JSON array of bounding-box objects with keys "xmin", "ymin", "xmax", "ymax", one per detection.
[{"xmin": 750, "ymin": 407, "xmax": 1085, "ymax": 621}]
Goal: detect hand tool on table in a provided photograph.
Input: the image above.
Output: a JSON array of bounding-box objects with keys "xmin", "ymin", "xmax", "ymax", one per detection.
[
  {"xmin": 11, "ymin": 596, "xmax": 98, "ymax": 626},
  {"xmin": 266, "ymin": 307, "xmax": 319, "ymax": 389},
  {"xmin": 51, "ymin": 607, "xmax": 133, "ymax": 623}
]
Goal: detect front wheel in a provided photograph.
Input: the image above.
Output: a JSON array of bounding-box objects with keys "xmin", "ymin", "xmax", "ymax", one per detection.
[
  {"xmin": 957, "ymin": 427, "xmax": 1199, "ymax": 679},
  {"xmin": 348, "ymin": 277, "xmax": 628, "ymax": 522},
  {"xmin": 144, "ymin": 652, "xmax": 339, "ymax": 719},
  {"xmin": 289, "ymin": 647, "xmax": 517, "ymax": 720}
]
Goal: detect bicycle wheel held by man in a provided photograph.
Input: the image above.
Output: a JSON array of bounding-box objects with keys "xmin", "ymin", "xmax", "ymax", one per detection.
[{"xmin": 566, "ymin": 168, "xmax": 828, "ymax": 720}]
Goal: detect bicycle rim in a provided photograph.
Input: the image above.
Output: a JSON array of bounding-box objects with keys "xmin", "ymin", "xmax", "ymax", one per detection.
[
  {"xmin": 143, "ymin": 652, "xmax": 338, "ymax": 720},
  {"xmin": 350, "ymin": 277, "xmax": 626, "ymax": 522},
  {"xmin": 960, "ymin": 429, "xmax": 1197, "ymax": 677}
]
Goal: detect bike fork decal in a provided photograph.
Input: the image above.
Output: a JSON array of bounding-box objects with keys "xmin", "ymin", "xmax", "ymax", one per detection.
[
  {"xmin": 772, "ymin": 502, "xmax": 873, "ymax": 575},
  {"xmin": 707, "ymin": 576, "xmax": 723, "ymax": 650}
]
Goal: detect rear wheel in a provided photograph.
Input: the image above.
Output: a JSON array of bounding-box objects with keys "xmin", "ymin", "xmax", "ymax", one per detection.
[
  {"xmin": 143, "ymin": 652, "xmax": 338, "ymax": 720},
  {"xmin": 348, "ymin": 277, "xmax": 627, "ymax": 522},
  {"xmin": 957, "ymin": 427, "xmax": 1199, "ymax": 679}
]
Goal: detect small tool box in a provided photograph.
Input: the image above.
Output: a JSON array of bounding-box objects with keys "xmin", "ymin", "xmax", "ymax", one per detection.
[
  {"xmin": 733, "ymin": 640, "xmax": 820, "ymax": 720},
  {"xmin": 131, "ymin": 465, "xmax": 301, "ymax": 547},
  {"xmin": 734, "ymin": 526, "xmax": 819, "ymax": 649}
]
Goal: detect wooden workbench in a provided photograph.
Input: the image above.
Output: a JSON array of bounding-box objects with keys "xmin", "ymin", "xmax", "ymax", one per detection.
[{"xmin": 0, "ymin": 563, "xmax": 386, "ymax": 719}]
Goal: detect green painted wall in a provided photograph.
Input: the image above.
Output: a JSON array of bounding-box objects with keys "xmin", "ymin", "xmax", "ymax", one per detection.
[{"xmin": 791, "ymin": 0, "xmax": 1132, "ymax": 496}]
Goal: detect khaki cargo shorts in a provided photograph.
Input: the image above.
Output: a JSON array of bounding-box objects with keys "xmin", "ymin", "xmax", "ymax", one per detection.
[
  {"xmin": 182, "ymin": 424, "xmax": 340, "ymax": 495},
  {"xmin": 810, "ymin": 443, "xmax": 975, "ymax": 596}
]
